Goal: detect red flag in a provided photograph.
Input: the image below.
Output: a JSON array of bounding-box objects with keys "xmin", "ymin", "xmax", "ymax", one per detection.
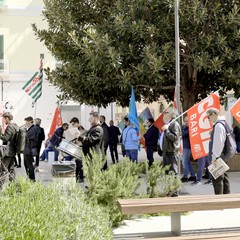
[
  {"xmin": 230, "ymin": 98, "xmax": 240, "ymax": 124},
  {"xmin": 187, "ymin": 93, "xmax": 220, "ymax": 160},
  {"xmin": 48, "ymin": 106, "xmax": 63, "ymax": 138},
  {"xmin": 154, "ymin": 112, "xmax": 165, "ymax": 132}
]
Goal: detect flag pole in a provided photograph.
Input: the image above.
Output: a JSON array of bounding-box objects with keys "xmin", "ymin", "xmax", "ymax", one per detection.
[
  {"xmin": 174, "ymin": 0, "xmax": 181, "ymax": 176},
  {"xmin": 34, "ymin": 101, "xmax": 37, "ymax": 119},
  {"xmin": 175, "ymin": 0, "xmax": 181, "ymax": 115}
]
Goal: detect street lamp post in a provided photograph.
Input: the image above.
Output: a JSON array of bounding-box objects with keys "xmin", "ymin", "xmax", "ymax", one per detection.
[
  {"xmin": 175, "ymin": 0, "xmax": 182, "ymax": 176},
  {"xmin": 175, "ymin": 0, "xmax": 181, "ymax": 114}
]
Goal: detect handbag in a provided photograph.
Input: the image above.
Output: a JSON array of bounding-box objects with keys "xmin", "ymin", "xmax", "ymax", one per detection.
[{"xmin": 31, "ymin": 147, "xmax": 38, "ymax": 157}]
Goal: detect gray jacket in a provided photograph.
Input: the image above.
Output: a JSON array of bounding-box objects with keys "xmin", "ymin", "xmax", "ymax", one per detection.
[
  {"xmin": 0, "ymin": 123, "xmax": 17, "ymax": 157},
  {"xmin": 162, "ymin": 120, "xmax": 181, "ymax": 154}
]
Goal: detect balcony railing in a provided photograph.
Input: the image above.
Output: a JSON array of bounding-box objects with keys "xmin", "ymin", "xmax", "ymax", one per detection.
[{"xmin": 0, "ymin": 59, "xmax": 9, "ymax": 75}]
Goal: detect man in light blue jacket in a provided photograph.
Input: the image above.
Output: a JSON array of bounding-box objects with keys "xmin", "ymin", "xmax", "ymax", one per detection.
[{"xmin": 122, "ymin": 118, "xmax": 140, "ymax": 163}]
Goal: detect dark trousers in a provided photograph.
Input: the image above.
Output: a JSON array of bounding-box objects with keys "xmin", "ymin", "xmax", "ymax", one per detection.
[
  {"xmin": 35, "ymin": 145, "xmax": 42, "ymax": 167},
  {"xmin": 0, "ymin": 156, "xmax": 15, "ymax": 188},
  {"xmin": 75, "ymin": 159, "xmax": 84, "ymax": 180},
  {"xmin": 212, "ymin": 172, "xmax": 230, "ymax": 195},
  {"xmin": 102, "ymin": 145, "xmax": 108, "ymax": 170},
  {"xmin": 121, "ymin": 144, "xmax": 126, "ymax": 157},
  {"xmin": 146, "ymin": 146, "xmax": 154, "ymax": 168},
  {"xmin": 162, "ymin": 152, "xmax": 179, "ymax": 175},
  {"xmin": 24, "ymin": 154, "xmax": 35, "ymax": 181},
  {"xmin": 109, "ymin": 143, "xmax": 118, "ymax": 164}
]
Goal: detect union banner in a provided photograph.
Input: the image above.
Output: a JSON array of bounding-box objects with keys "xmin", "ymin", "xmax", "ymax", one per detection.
[
  {"xmin": 230, "ymin": 98, "xmax": 240, "ymax": 124},
  {"xmin": 187, "ymin": 93, "xmax": 220, "ymax": 160}
]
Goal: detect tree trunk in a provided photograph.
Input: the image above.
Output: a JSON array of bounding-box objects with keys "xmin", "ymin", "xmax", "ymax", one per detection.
[
  {"xmin": 181, "ymin": 65, "xmax": 199, "ymax": 112},
  {"xmin": 181, "ymin": 87, "xmax": 196, "ymax": 112}
]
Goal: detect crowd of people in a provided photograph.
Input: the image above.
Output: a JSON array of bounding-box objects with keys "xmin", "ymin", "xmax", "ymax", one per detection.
[
  {"xmin": 0, "ymin": 107, "xmax": 239, "ymax": 196},
  {"xmin": 0, "ymin": 113, "xmax": 46, "ymax": 187}
]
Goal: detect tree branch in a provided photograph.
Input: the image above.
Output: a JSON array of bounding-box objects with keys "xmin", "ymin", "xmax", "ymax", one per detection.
[{"xmin": 136, "ymin": 85, "xmax": 175, "ymax": 90}]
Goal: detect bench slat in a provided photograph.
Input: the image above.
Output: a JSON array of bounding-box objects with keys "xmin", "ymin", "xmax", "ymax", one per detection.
[
  {"xmin": 118, "ymin": 194, "xmax": 240, "ymax": 214},
  {"xmin": 144, "ymin": 232, "xmax": 240, "ymax": 240},
  {"xmin": 118, "ymin": 194, "xmax": 240, "ymax": 205}
]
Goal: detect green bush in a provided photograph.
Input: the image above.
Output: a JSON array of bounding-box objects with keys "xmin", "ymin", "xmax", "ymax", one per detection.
[
  {"xmin": 0, "ymin": 177, "xmax": 112, "ymax": 240},
  {"xmin": 82, "ymin": 153, "xmax": 143, "ymax": 227},
  {"xmin": 146, "ymin": 160, "xmax": 182, "ymax": 198}
]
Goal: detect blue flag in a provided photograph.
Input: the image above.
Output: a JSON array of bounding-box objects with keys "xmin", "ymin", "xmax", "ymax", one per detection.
[{"xmin": 128, "ymin": 86, "xmax": 140, "ymax": 133}]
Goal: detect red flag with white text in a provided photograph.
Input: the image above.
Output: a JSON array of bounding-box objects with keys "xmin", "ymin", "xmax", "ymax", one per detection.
[
  {"xmin": 187, "ymin": 93, "xmax": 220, "ymax": 160},
  {"xmin": 48, "ymin": 106, "xmax": 63, "ymax": 138},
  {"xmin": 230, "ymin": 98, "xmax": 240, "ymax": 124}
]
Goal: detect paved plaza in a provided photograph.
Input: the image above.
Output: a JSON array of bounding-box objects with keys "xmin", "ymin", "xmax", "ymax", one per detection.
[{"xmin": 12, "ymin": 148, "xmax": 240, "ymax": 238}]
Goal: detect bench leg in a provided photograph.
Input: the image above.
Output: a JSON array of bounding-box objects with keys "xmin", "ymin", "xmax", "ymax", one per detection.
[{"xmin": 171, "ymin": 212, "xmax": 181, "ymax": 236}]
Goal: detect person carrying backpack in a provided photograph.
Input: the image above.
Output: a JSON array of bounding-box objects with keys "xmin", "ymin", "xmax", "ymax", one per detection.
[
  {"xmin": 0, "ymin": 112, "xmax": 18, "ymax": 189},
  {"xmin": 207, "ymin": 108, "xmax": 237, "ymax": 195}
]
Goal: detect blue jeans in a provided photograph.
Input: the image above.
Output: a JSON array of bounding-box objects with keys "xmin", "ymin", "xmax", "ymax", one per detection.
[
  {"xmin": 182, "ymin": 148, "xmax": 195, "ymax": 178},
  {"xmin": 196, "ymin": 156, "xmax": 210, "ymax": 182},
  {"xmin": 126, "ymin": 149, "xmax": 138, "ymax": 163},
  {"xmin": 40, "ymin": 147, "xmax": 53, "ymax": 161},
  {"xmin": 47, "ymin": 142, "xmax": 59, "ymax": 161}
]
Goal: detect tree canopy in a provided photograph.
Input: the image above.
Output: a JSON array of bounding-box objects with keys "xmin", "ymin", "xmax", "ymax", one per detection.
[{"xmin": 33, "ymin": 0, "xmax": 240, "ymax": 110}]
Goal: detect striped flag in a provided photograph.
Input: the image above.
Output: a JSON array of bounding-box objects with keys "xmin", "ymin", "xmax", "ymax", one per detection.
[{"xmin": 22, "ymin": 58, "xmax": 43, "ymax": 102}]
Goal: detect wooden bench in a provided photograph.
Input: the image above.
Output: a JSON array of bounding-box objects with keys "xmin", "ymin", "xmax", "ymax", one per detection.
[
  {"xmin": 145, "ymin": 232, "xmax": 240, "ymax": 239},
  {"xmin": 117, "ymin": 194, "xmax": 240, "ymax": 238}
]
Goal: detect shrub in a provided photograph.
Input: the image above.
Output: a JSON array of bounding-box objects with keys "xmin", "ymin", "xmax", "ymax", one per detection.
[
  {"xmin": 0, "ymin": 177, "xmax": 112, "ymax": 240},
  {"xmin": 146, "ymin": 160, "xmax": 182, "ymax": 198},
  {"xmin": 82, "ymin": 153, "xmax": 143, "ymax": 227}
]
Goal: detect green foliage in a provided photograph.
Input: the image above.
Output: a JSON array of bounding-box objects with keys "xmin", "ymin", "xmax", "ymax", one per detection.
[
  {"xmin": 33, "ymin": 0, "xmax": 240, "ymax": 110},
  {"xmin": 82, "ymin": 153, "xmax": 143, "ymax": 227},
  {"xmin": 0, "ymin": 177, "xmax": 112, "ymax": 240},
  {"xmin": 146, "ymin": 161, "xmax": 182, "ymax": 198}
]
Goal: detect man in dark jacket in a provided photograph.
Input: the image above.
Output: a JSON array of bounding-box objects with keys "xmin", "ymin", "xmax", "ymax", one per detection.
[
  {"xmin": 23, "ymin": 116, "xmax": 38, "ymax": 181},
  {"xmin": 79, "ymin": 112, "xmax": 104, "ymax": 162},
  {"xmin": 108, "ymin": 120, "xmax": 121, "ymax": 164},
  {"xmin": 47, "ymin": 123, "xmax": 69, "ymax": 161},
  {"xmin": 100, "ymin": 115, "xmax": 109, "ymax": 170},
  {"xmin": 0, "ymin": 112, "xmax": 17, "ymax": 188},
  {"xmin": 34, "ymin": 118, "xmax": 45, "ymax": 168},
  {"xmin": 144, "ymin": 118, "xmax": 159, "ymax": 168}
]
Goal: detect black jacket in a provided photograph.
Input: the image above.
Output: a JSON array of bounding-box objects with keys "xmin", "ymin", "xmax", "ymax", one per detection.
[
  {"xmin": 143, "ymin": 124, "xmax": 159, "ymax": 147},
  {"xmin": 24, "ymin": 124, "xmax": 38, "ymax": 156},
  {"xmin": 49, "ymin": 127, "xmax": 64, "ymax": 147},
  {"xmin": 109, "ymin": 125, "xmax": 121, "ymax": 144},
  {"xmin": 181, "ymin": 125, "xmax": 191, "ymax": 149},
  {"xmin": 35, "ymin": 125, "xmax": 45, "ymax": 146},
  {"xmin": 101, "ymin": 122, "xmax": 109, "ymax": 148},
  {"xmin": 233, "ymin": 126, "xmax": 240, "ymax": 142},
  {"xmin": 79, "ymin": 124, "xmax": 104, "ymax": 158}
]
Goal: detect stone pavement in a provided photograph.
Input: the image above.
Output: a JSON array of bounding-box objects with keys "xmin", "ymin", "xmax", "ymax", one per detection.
[{"xmin": 12, "ymin": 148, "xmax": 240, "ymax": 238}]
